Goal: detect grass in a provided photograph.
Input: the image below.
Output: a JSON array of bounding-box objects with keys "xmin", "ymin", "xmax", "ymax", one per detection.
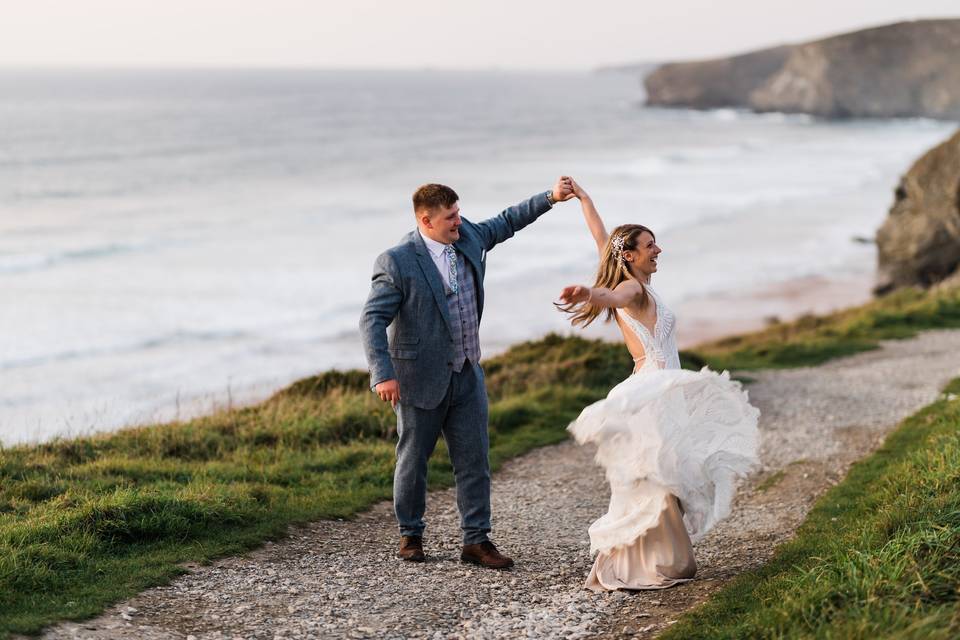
[
  {"xmin": 0, "ymin": 334, "xmax": 632, "ymax": 637},
  {"xmin": 659, "ymin": 377, "xmax": 960, "ymax": 640},
  {"xmin": 755, "ymin": 469, "xmax": 787, "ymax": 492},
  {"xmin": 2, "ymin": 284, "xmax": 959, "ymax": 636},
  {"xmin": 684, "ymin": 285, "xmax": 960, "ymax": 370}
]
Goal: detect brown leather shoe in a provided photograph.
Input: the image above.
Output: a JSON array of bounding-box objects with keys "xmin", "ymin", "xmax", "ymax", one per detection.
[
  {"xmin": 398, "ymin": 535, "xmax": 425, "ymax": 562},
  {"xmin": 460, "ymin": 540, "xmax": 514, "ymax": 569}
]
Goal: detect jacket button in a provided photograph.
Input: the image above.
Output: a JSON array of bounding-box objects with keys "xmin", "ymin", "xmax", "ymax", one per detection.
[{"xmin": 447, "ymin": 361, "xmax": 453, "ymax": 367}]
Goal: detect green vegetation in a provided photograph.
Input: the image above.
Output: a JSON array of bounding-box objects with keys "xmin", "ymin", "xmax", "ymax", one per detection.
[
  {"xmin": 0, "ymin": 335, "xmax": 631, "ymax": 637},
  {"xmin": 659, "ymin": 284, "xmax": 960, "ymax": 639},
  {"xmin": 685, "ymin": 285, "xmax": 960, "ymax": 369},
  {"xmin": 755, "ymin": 469, "xmax": 786, "ymax": 492},
  {"xmin": 660, "ymin": 378, "xmax": 960, "ymax": 640},
  {"xmin": 2, "ymin": 284, "xmax": 958, "ymax": 636}
]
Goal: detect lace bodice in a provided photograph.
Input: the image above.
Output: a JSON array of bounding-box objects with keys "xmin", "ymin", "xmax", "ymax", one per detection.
[{"xmin": 616, "ymin": 285, "xmax": 681, "ymax": 373}]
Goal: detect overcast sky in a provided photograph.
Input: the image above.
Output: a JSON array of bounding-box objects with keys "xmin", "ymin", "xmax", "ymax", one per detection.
[{"xmin": 2, "ymin": 1, "xmax": 958, "ymax": 69}]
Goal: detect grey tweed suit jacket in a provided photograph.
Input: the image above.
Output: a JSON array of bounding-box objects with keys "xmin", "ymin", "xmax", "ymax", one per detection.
[{"xmin": 360, "ymin": 192, "xmax": 553, "ymax": 409}]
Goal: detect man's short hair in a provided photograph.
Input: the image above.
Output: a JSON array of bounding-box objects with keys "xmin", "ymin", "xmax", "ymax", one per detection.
[{"xmin": 412, "ymin": 184, "xmax": 458, "ymax": 214}]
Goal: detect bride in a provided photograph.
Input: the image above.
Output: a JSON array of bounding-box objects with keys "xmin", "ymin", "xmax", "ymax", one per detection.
[{"xmin": 557, "ymin": 180, "xmax": 760, "ymax": 591}]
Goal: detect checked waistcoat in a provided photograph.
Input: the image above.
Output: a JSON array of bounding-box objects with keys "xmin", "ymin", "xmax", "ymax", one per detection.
[{"xmin": 444, "ymin": 250, "xmax": 480, "ymax": 372}]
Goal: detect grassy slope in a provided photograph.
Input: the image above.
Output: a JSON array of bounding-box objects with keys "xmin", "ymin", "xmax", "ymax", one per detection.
[
  {"xmin": 685, "ymin": 285, "xmax": 960, "ymax": 370},
  {"xmin": 660, "ymin": 378, "xmax": 960, "ymax": 640},
  {"xmin": 1, "ymin": 285, "xmax": 958, "ymax": 636},
  {"xmin": 660, "ymin": 285, "xmax": 960, "ymax": 638},
  {"xmin": 0, "ymin": 335, "xmax": 631, "ymax": 636}
]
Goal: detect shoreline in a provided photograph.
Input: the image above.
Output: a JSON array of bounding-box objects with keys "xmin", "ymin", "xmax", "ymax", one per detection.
[
  {"xmin": 0, "ymin": 272, "xmax": 877, "ymax": 448},
  {"xmin": 674, "ymin": 272, "xmax": 876, "ymax": 348}
]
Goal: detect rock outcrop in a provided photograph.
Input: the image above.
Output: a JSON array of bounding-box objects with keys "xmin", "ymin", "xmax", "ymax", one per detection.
[
  {"xmin": 645, "ymin": 20, "xmax": 960, "ymax": 120},
  {"xmin": 875, "ymin": 129, "xmax": 960, "ymax": 294}
]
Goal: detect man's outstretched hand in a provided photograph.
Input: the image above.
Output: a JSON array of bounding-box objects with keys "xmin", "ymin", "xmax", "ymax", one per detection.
[
  {"xmin": 552, "ymin": 176, "xmax": 576, "ymax": 203},
  {"xmin": 376, "ymin": 379, "xmax": 401, "ymax": 408}
]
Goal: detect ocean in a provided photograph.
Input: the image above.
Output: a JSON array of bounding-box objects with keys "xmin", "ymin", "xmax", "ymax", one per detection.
[{"xmin": 1, "ymin": 69, "xmax": 954, "ymax": 445}]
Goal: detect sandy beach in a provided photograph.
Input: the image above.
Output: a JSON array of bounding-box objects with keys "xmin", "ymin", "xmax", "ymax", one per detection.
[{"xmin": 674, "ymin": 272, "xmax": 876, "ymax": 348}]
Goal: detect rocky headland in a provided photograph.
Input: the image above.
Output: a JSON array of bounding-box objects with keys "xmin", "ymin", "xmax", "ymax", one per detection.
[
  {"xmin": 875, "ymin": 128, "xmax": 960, "ymax": 293},
  {"xmin": 644, "ymin": 19, "xmax": 960, "ymax": 120}
]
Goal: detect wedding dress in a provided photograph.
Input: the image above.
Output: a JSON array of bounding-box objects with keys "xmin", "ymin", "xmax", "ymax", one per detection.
[{"xmin": 569, "ymin": 284, "xmax": 760, "ymax": 591}]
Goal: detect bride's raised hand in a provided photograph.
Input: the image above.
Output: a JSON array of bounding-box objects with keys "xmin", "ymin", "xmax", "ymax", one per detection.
[
  {"xmin": 568, "ymin": 178, "xmax": 589, "ymax": 200},
  {"xmin": 559, "ymin": 285, "xmax": 591, "ymax": 304}
]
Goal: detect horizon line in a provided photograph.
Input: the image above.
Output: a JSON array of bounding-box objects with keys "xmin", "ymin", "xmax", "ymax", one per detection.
[
  {"xmin": 0, "ymin": 64, "xmax": 637, "ymax": 74},
  {"xmin": 1, "ymin": 15, "xmax": 957, "ymax": 75}
]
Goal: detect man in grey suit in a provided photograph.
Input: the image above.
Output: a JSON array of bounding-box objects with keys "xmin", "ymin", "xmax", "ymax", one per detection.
[{"xmin": 360, "ymin": 178, "xmax": 573, "ymax": 569}]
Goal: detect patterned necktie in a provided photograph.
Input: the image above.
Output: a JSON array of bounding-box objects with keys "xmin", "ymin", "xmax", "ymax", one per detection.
[{"xmin": 444, "ymin": 245, "xmax": 458, "ymax": 294}]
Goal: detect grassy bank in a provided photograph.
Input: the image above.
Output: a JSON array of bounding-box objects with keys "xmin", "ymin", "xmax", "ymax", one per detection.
[
  {"xmin": 687, "ymin": 285, "xmax": 960, "ymax": 369},
  {"xmin": 1, "ymin": 284, "xmax": 958, "ymax": 636},
  {"xmin": 660, "ymin": 377, "xmax": 960, "ymax": 640},
  {"xmin": 664, "ymin": 284, "xmax": 960, "ymax": 638},
  {"xmin": 0, "ymin": 335, "xmax": 631, "ymax": 636}
]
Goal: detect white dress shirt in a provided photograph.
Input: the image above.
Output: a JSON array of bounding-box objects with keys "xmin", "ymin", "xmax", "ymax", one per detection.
[{"xmin": 419, "ymin": 230, "xmax": 455, "ymax": 291}]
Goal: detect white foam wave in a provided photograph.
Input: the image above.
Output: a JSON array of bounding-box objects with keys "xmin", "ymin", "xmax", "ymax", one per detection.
[
  {"xmin": 0, "ymin": 241, "xmax": 156, "ymax": 274},
  {"xmin": 1, "ymin": 329, "xmax": 250, "ymax": 371},
  {"xmin": 664, "ymin": 144, "xmax": 752, "ymax": 163}
]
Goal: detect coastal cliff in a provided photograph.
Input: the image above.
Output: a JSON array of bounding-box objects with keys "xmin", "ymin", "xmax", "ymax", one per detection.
[
  {"xmin": 645, "ymin": 19, "xmax": 960, "ymax": 120},
  {"xmin": 875, "ymin": 129, "xmax": 960, "ymax": 294}
]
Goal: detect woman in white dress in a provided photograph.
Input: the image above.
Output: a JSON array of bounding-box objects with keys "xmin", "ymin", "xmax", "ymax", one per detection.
[{"xmin": 557, "ymin": 180, "xmax": 760, "ymax": 591}]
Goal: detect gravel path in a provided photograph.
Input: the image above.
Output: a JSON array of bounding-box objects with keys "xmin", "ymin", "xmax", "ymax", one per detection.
[{"xmin": 36, "ymin": 330, "xmax": 960, "ymax": 640}]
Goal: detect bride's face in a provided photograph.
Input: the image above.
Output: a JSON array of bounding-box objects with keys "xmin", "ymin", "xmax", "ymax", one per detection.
[{"xmin": 625, "ymin": 231, "xmax": 661, "ymax": 276}]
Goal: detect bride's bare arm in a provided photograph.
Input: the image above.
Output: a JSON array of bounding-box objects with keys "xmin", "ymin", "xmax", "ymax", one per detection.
[
  {"xmin": 558, "ymin": 281, "xmax": 643, "ymax": 309},
  {"xmin": 570, "ymin": 179, "xmax": 608, "ymax": 254}
]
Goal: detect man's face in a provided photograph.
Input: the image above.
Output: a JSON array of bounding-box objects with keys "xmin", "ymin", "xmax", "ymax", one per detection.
[{"xmin": 420, "ymin": 202, "xmax": 461, "ymax": 244}]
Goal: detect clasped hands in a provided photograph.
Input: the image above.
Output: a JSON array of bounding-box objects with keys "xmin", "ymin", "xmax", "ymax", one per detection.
[{"xmin": 552, "ymin": 176, "xmax": 576, "ymax": 203}]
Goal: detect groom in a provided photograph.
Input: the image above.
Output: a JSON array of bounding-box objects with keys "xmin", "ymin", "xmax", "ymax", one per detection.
[{"xmin": 360, "ymin": 177, "xmax": 574, "ymax": 568}]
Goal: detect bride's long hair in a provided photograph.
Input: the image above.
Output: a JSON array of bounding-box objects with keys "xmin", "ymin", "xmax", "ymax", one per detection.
[{"xmin": 558, "ymin": 224, "xmax": 655, "ymax": 327}]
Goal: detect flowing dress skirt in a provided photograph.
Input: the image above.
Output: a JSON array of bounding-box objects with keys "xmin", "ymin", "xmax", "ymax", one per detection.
[{"xmin": 570, "ymin": 367, "xmax": 760, "ymax": 591}]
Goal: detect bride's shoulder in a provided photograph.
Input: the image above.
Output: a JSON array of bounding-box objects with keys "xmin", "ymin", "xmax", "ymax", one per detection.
[
  {"xmin": 613, "ymin": 279, "xmax": 647, "ymax": 302},
  {"xmin": 613, "ymin": 279, "xmax": 645, "ymax": 294}
]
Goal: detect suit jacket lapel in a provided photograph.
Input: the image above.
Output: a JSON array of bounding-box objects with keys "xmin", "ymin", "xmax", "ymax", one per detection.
[
  {"xmin": 458, "ymin": 243, "xmax": 481, "ymax": 280},
  {"xmin": 412, "ymin": 232, "xmax": 455, "ymax": 335}
]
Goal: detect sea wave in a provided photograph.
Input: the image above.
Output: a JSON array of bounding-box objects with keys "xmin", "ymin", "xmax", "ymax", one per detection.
[
  {"xmin": 663, "ymin": 144, "xmax": 752, "ymax": 163},
  {"xmin": 603, "ymin": 144, "xmax": 759, "ymax": 178},
  {"xmin": 0, "ymin": 142, "xmax": 234, "ymax": 169},
  {"xmin": 7, "ymin": 187, "xmax": 139, "ymax": 203},
  {"xmin": 642, "ymin": 104, "xmax": 820, "ymax": 125},
  {"xmin": 0, "ymin": 241, "xmax": 157, "ymax": 274},
  {"xmin": 707, "ymin": 108, "xmax": 817, "ymax": 125},
  {"xmin": 0, "ymin": 329, "xmax": 251, "ymax": 371}
]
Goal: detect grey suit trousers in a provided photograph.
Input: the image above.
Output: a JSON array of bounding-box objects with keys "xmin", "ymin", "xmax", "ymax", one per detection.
[{"xmin": 393, "ymin": 360, "xmax": 490, "ymax": 544}]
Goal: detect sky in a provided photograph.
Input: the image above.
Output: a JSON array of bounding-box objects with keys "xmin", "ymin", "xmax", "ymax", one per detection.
[{"xmin": 2, "ymin": 1, "xmax": 959, "ymax": 70}]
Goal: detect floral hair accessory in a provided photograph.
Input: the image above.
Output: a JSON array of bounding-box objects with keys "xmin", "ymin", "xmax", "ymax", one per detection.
[{"xmin": 611, "ymin": 233, "xmax": 626, "ymax": 262}]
